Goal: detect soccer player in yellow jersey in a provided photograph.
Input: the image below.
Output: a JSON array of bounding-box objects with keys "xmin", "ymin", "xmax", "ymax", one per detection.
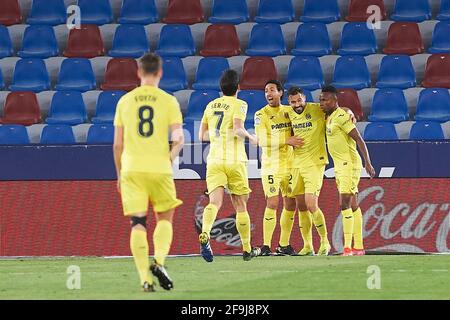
[
  {"xmin": 198, "ymin": 70, "xmax": 261, "ymax": 262},
  {"xmin": 319, "ymin": 86, "xmax": 375, "ymax": 256},
  {"xmin": 113, "ymin": 53, "xmax": 184, "ymax": 292},
  {"xmin": 254, "ymin": 80, "xmax": 303, "ymax": 256}
]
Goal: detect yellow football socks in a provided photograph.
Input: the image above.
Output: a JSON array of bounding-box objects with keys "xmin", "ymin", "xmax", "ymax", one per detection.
[
  {"xmin": 279, "ymin": 209, "xmax": 295, "ymax": 246},
  {"xmin": 130, "ymin": 229, "xmax": 150, "ymax": 285},
  {"xmin": 341, "ymin": 208, "xmax": 354, "ymax": 249},
  {"xmin": 202, "ymin": 204, "xmax": 218, "ymax": 236},
  {"xmin": 236, "ymin": 211, "xmax": 251, "ymax": 253},
  {"xmin": 311, "ymin": 208, "xmax": 329, "ymax": 244},
  {"xmin": 353, "ymin": 207, "xmax": 364, "ymax": 249},
  {"xmin": 299, "ymin": 211, "xmax": 313, "ymax": 249},
  {"xmin": 153, "ymin": 220, "xmax": 173, "ymax": 266},
  {"xmin": 263, "ymin": 207, "xmax": 277, "ymax": 247}
]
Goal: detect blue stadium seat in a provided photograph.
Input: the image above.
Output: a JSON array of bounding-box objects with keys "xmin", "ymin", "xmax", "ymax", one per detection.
[
  {"xmin": 156, "ymin": 24, "xmax": 196, "ymax": 57},
  {"xmin": 368, "ymin": 89, "xmax": 409, "ymax": 123},
  {"xmin": 109, "ymin": 24, "xmax": 150, "ymax": 58},
  {"xmin": 27, "ymin": 0, "xmax": 66, "ymax": 25},
  {"xmin": 337, "ymin": 22, "xmax": 377, "ymax": 56},
  {"xmin": 291, "ymin": 23, "xmax": 332, "ymax": 56},
  {"xmin": 208, "ymin": 0, "xmax": 249, "ymax": 24},
  {"xmin": 363, "ymin": 122, "xmax": 399, "ymax": 141},
  {"xmin": 331, "ymin": 56, "xmax": 371, "ymax": 90},
  {"xmin": 254, "ymin": 0, "xmax": 295, "ymax": 24},
  {"xmin": 0, "ymin": 125, "xmax": 30, "ymax": 145},
  {"xmin": 92, "ymin": 91, "xmax": 126, "ymax": 124},
  {"xmin": 0, "ymin": 69, "xmax": 4, "ymax": 89},
  {"xmin": 376, "ymin": 55, "xmax": 416, "ymax": 89},
  {"xmin": 9, "ymin": 59, "xmax": 50, "ymax": 93},
  {"xmin": 118, "ymin": 0, "xmax": 159, "ymax": 24},
  {"xmin": 429, "ymin": 22, "xmax": 450, "ymax": 54},
  {"xmin": 282, "ymin": 90, "xmax": 314, "ymax": 104},
  {"xmin": 438, "ymin": 0, "xmax": 450, "ymax": 20},
  {"xmin": 185, "ymin": 90, "xmax": 221, "ymax": 122},
  {"xmin": 246, "ymin": 24, "xmax": 286, "ymax": 57},
  {"xmin": 40, "ymin": 125, "xmax": 76, "ymax": 144},
  {"xmin": 391, "ymin": 0, "xmax": 431, "ymax": 22},
  {"xmin": 409, "ymin": 121, "xmax": 445, "ymax": 140},
  {"xmin": 237, "ymin": 90, "xmax": 267, "ymax": 120},
  {"xmin": 300, "ymin": 0, "xmax": 340, "ymax": 23},
  {"xmin": 87, "ymin": 124, "xmax": 114, "ymax": 144},
  {"xmin": 0, "ymin": 25, "xmax": 13, "ymax": 58},
  {"xmin": 415, "ymin": 88, "xmax": 450, "ymax": 122},
  {"xmin": 45, "ymin": 91, "xmax": 87, "ymax": 125},
  {"xmin": 159, "ymin": 57, "xmax": 188, "ymax": 92},
  {"xmin": 55, "ymin": 58, "xmax": 96, "ymax": 92},
  {"xmin": 192, "ymin": 57, "xmax": 230, "ymax": 91},
  {"xmin": 17, "ymin": 25, "xmax": 59, "ymax": 58},
  {"xmin": 285, "ymin": 56, "xmax": 324, "ymax": 90},
  {"xmin": 78, "ymin": 0, "xmax": 113, "ymax": 25}
]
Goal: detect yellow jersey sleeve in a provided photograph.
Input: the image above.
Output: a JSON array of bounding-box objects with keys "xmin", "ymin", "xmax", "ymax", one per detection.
[
  {"xmin": 233, "ymin": 101, "xmax": 248, "ymax": 122},
  {"xmin": 168, "ymin": 97, "xmax": 183, "ymax": 125},
  {"xmin": 113, "ymin": 97, "xmax": 124, "ymax": 127},
  {"xmin": 337, "ymin": 112, "xmax": 356, "ymax": 134}
]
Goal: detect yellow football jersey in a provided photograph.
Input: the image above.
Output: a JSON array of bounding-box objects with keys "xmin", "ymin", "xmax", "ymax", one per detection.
[
  {"xmin": 287, "ymin": 103, "xmax": 329, "ymax": 169},
  {"xmin": 201, "ymin": 95, "xmax": 248, "ymax": 163},
  {"xmin": 114, "ymin": 85, "xmax": 183, "ymax": 174},
  {"xmin": 325, "ymin": 107, "xmax": 362, "ymax": 170},
  {"xmin": 254, "ymin": 104, "xmax": 293, "ymax": 175}
]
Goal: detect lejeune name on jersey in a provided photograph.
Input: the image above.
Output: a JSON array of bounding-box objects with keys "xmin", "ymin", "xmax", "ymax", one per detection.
[
  {"xmin": 292, "ymin": 121, "xmax": 313, "ymax": 129},
  {"xmin": 271, "ymin": 122, "xmax": 292, "ymax": 130}
]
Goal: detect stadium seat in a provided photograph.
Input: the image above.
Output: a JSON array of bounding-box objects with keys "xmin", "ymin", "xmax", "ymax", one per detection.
[
  {"xmin": 17, "ymin": 25, "xmax": 59, "ymax": 58},
  {"xmin": 0, "ymin": 69, "xmax": 4, "ymax": 90},
  {"xmin": 27, "ymin": 0, "xmax": 66, "ymax": 25},
  {"xmin": 437, "ymin": 0, "xmax": 450, "ymax": 20},
  {"xmin": 415, "ymin": 88, "xmax": 450, "ymax": 122},
  {"xmin": 337, "ymin": 22, "xmax": 377, "ymax": 56},
  {"xmin": 391, "ymin": 0, "xmax": 431, "ymax": 22},
  {"xmin": 185, "ymin": 90, "xmax": 221, "ymax": 121},
  {"xmin": 422, "ymin": 54, "xmax": 450, "ymax": 88},
  {"xmin": 109, "ymin": 24, "xmax": 150, "ymax": 58},
  {"xmin": 240, "ymin": 57, "xmax": 278, "ymax": 90},
  {"xmin": 429, "ymin": 22, "xmax": 450, "ymax": 54},
  {"xmin": 363, "ymin": 122, "xmax": 399, "ymax": 141},
  {"xmin": 162, "ymin": 0, "xmax": 204, "ymax": 24},
  {"xmin": 92, "ymin": 91, "xmax": 126, "ymax": 124},
  {"xmin": 200, "ymin": 24, "xmax": 241, "ymax": 57},
  {"xmin": 346, "ymin": 0, "xmax": 387, "ymax": 22},
  {"xmin": 118, "ymin": 0, "xmax": 159, "ymax": 24},
  {"xmin": 55, "ymin": 58, "xmax": 96, "ymax": 92},
  {"xmin": 254, "ymin": 0, "xmax": 295, "ymax": 24},
  {"xmin": 285, "ymin": 56, "xmax": 324, "ymax": 90},
  {"xmin": 0, "ymin": 26, "xmax": 13, "ymax": 58},
  {"xmin": 9, "ymin": 59, "xmax": 50, "ymax": 93},
  {"xmin": 0, "ymin": 0, "xmax": 22, "ymax": 26},
  {"xmin": 101, "ymin": 58, "xmax": 140, "ymax": 91},
  {"xmin": 0, "ymin": 125, "xmax": 30, "ymax": 145},
  {"xmin": 156, "ymin": 24, "xmax": 196, "ymax": 57},
  {"xmin": 208, "ymin": 0, "xmax": 249, "ymax": 24},
  {"xmin": 45, "ymin": 91, "xmax": 87, "ymax": 125},
  {"xmin": 78, "ymin": 0, "xmax": 113, "ymax": 25},
  {"xmin": 409, "ymin": 121, "xmax": 445, "ymax": 140},
  {"xmin": 87, "ymin": 124, "xmax": 114, "ymax": 144},
  {"xmin": 40, "ymin": 125, "xmax": 76, "ymax": 144},
  {"xmin": 192, "ymin": 57, "xmax": 230, "ymax": 91},
  {"xmin": 368, "ymin": 89, "xmax": 409, "ymax": 123},
  {"xmin": 0, "ymin": 92, "xmax": 41, "ymax": 126},
  {"xmin": 336, "ymin": 89, "xmax": 364, "ymax": 121},
  {"xmin": 300, "ymin": 0, "xmax": 340, "ymax": 23},
  {"xmin": 246, "ymin": 24, "xmax": 286, "ymax": 57},
  {"xmin": 291, "ymin": 23, "xmax": 332, "ymax": 56},
  {"xmin": 159, "ymin": 57, "xmax": 187, "ymax": 92},
  {"xmin": 383, "ymin": 22, "xmax": 424, "ymax": 55},
  {"xmin": 237, "ymin": 90, "xmax": 268, "ymax": 120},
  {"xmin": 63, "ymin": 25, "xmax": 105, "ymax": 58},
  {"xmin": 376, "ymin": 55, "xmax": 416, "ymax": 89},
  {"xmin": 331, "ymin": 56, "xmax": 371, "ymax": 90}
]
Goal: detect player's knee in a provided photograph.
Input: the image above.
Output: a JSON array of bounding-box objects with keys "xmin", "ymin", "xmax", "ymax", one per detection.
[
  {"xmin": 130, "ymin": 216, "xmax": 147, "ymax": 229},
  {"xmin": 266, "ymin": 197, "xmax": 278, "ymax": 210},
  {"xmin": 284, "ymin": 197, "xmax": 296, "ymax": 211},
  {"xmin": 340, "ymin": 199, "xmax": 351, "ymax": 211},
  {"xmin": 296, "ymin": 196, "xmax": 307, "ymax": 212}
]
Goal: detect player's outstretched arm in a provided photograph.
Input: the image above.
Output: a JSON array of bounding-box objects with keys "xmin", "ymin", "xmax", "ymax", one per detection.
[
  {"xmin": 348, "ymin": 128, "xmax": 375, "ymax": 178},
  {"xmin": 233, "ymin": 118, "xmax": 257, "ymax": 145},
  {"xmin": 113, "ymin": 125, "xmax": 124, "ymax": 193},
  {"xmin": 170, "ymin": 123, "xmax": 184, "ymax": 162}
]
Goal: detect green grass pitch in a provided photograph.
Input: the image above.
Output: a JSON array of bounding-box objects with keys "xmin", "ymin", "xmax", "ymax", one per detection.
[{"xmin": 1, "ymin": 255, "xmax": 449, "ymax": 300}]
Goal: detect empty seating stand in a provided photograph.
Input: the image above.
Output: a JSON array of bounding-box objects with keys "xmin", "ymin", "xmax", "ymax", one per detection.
[
  {"xmin": 17, "ymin": 25, "xmax": 59, "ymax": 58},
  {"xmin": 391, "ymin": 0, "xmax": 431, "ymax": 22},
  {"xmin": 78, "ymin": 0, "xmax": 113, "ymax": 25},
  {"xmin": 345, "ymin": 0, "xmax": 387, "ymax": 22},
  {"xmin": 368, "ymin": 89, "xmax": 409, "ymax": 123},
  {"xmin": 55, "ymin": 58, "xmax": 96, "ymax": 92},
  {"xmin": 200, "ymin": 24, "xmax": 241, "ymax": 57},
  {"xmin": 156, "ymin": 24, "xmax": 196, "ymax": 57},
  {"xmin": 45, "ymin": 91, "xmax": 87, "ymax": 125},
  {"xmin": 246, "ymin": 24, "xmax": 286, "ymax": 57},
  {"xmin": 92, "ymin": 91, "xmax": 126, "ymax": 124},
  {"xmin": 376, "ymin": 55, "xmax": 416, "ymax": 89},
  {"xmin": 409, "ymin": 122, "xmax": 445, "ymax": 140},
  {"xmin": 429, "ymin": 22, "xmax": 450, "ymax": 54},
  {"xmin": 337, "ymin": 22, "xmax": 377, "ymax": 56},
  {"xmin": 159, "ymin": 57, "xmax": 188, "ymax": 92},
  {"xmin": 208, "ymin": 0, "xmax": 249, "ymax": 24},
  {"xmin": 240, "ymin": 57, "xmax": 278, "ymax": 90},
  {"xmin": 422, "ymin": 54, "xmax": 450, "ymax": 88},
  {"xmin": 336, "ymin": 89, "xmax": 364, "ymax": 121},
  {"xmin": 40, "ymin": 125, "xmax": 76, "ymax": 144},
  {"xmin": 438, "ymin": 0, "xmax": 450, "ymax": 20},
  {"xmin": 163, "ymin": 0, "xmax": 204, "ymax": 24},
  {"xmin": 300, "ymin": 0, "xmax": 340, "ymax": 23},
  {"xmin": 192, "ymin": 57, "xmax": 230, "ymax": 91},
  {"xmin": 118, "ymin": 0, "xmax": 159, "ymax": 24},
  {"xmin": 109, "ymin": 24, "xmax": 150, "ymax": 58},
  {"xmin": 415, "ymin": 88, "xmax": 450, "ymax": 122},
  {"xmin": 9, "ymin": 59, "xmax": 50, "ymax": 93},
  {"xmin": 291, "ymin": 23, "xmax": 332, "ymax": 56},
  {"xmin": 364, "ymin": 122, "xmax": 399, "ymax": 141},
  {"xmin": 27, "ymin": 0, "xmax": 66, "ymax": 25},
  {"xmin": 285, "ymin": 56, "xmax": 324, "ymax": 90},
  {"xmin": 0, "ymin": 125, "xmax": 30, "ymax": 145},
  {"xmin": 101, "ymin": 58, "xmax": 140, "ymax": 91},
  {"xmin": 87, "ymin": 124, "xmax": 114, "ymax": 144},
  {"xmin": 0, "ymin": 26, "xmax": 13, "ymax": 58},
  {"xmin": 0, "ymin": 92, "xmax": 41, "ymax": 126},
  {"xmin": 383, "ymin": 22, "xmax": 424, "ymax": 55},
  {"xmin": 331, "ymin": 56, "xmax": 371, "ymax": 90},
  {"xmin": 254, "ymin": 0, "xmax": 295, "ymax": 24},
  {"xmin": 0, "ymin": 0, "xmax": 22, "ymax": 26},
  {"xmin": 64, "ymin": 25, "xmax": 105, "ymax": 58}
]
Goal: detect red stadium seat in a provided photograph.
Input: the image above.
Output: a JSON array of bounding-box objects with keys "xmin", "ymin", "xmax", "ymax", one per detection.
[
  {"xmin": 101, "ymin": 58, "xmax": 140, "ymax": 91},
  {"xmin": 0, "ymin": 92, "xmax": 41, "ymax": 126},
  {"xmin": 422, "ymin": 54, "xmax": 450, "ymax": 88},
  {"xmin": 162, "ymin": 0, "xmax": 204, "ymax": 24},
  {"xmin": 337, "ymin": 88, "xmax": 364, "ymax": 121},
  {"xmin": 200, "ymin": 24, "xmax": 241, "ymax": 57},
  {"xmin": 383, "ymin": 22, "xmax": 424, "ymax": 55},
  {"xmin": 63, "ymin": 25, "xmax": 105, "ymax": 58},
  {"xmin": 346, "ymin": 0, "xmax": 387, "ymax": 22},
  {"xmin": 0, "ymin": 0, "xmax": 22, "ymax": 26},
  {"xmin": 240, "ymin": 57, "xmax": 278, "ymax": 90}
]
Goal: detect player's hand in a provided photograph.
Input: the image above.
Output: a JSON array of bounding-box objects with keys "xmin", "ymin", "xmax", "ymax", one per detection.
[
  {"xmin": 117, "ymin": 178, "xmax": 121, "ymax": 193},
  {"xmin": 248, "ymin": 134, "xmax": 258, "ymax": 146},
  {"xmin": 365, "ymin": 163, "xmax": 376, "ymax": 178},
  {"xmin": 286, "ymin": 136, "xmax": 304, "ymax": 148}
]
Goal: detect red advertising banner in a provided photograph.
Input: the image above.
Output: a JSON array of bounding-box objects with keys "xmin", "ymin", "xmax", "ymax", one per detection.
[{"xmin": 0, "ymin": 179, "xmax": 449, "ymax": 256}]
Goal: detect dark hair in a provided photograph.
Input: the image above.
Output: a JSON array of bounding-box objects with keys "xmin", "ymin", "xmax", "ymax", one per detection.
[
  {"xmin": 287, "ymin": 86, "xmax": 305, "ymax": 97},
  {"xmin": 265, "ymin": 79, "xmax": 284, "ymax": 98},
  {"xmin": 220, "ymin": 69, "xmax": 240, "ymax": 96},
  {"xmin": 321, "ymin": 85, "xmax": 338, "ymax": 97},
  {"xmin": 139, "ymin": 53, "xmax": 162, "ymax": 75}
]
